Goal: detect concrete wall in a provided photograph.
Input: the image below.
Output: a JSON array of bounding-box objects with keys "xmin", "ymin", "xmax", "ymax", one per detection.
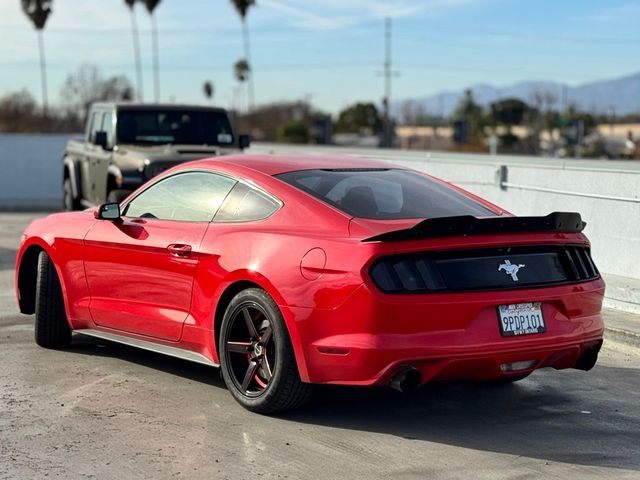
[
  {"xmin": 1, "ymin": 134, "xmax": 638, "ymax": 281},
  {"xmin": 0, "ymin": 133, "xmax": 74, "ymax": 210}
]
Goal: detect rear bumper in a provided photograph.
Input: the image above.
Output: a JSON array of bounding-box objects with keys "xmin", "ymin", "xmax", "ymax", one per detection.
[
  {"xmin": 326, "ymin": 336, "xmax": 603, "ymax": 387},
  {"xmin": 287, "ymin": 278, "xmax": 605, "ymax": 385}
]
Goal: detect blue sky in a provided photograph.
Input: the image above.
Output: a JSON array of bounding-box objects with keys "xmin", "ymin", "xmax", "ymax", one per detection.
[{"xmin": 0, "ymin": 0, "xmax": 638, "ymax": 113}]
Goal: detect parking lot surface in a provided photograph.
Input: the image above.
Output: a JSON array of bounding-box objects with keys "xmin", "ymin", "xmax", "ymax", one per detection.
[{"xmin": 1, "ymin": 213, "xmax": 639, "ymax": 479}]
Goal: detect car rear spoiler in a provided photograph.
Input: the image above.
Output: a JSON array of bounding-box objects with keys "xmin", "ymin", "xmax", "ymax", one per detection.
[{"xmin": 362, "ymin": 212, "xmax": 586, "ymax": 242}]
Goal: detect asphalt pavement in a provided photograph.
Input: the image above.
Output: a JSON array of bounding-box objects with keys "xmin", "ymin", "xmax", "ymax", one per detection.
[{"xmin": 1, "ymin": 212, "xmax": 639, "ymax": 479}]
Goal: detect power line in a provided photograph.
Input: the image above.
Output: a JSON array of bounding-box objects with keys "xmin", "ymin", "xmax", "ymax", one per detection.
[
  {"xmin": 0, "ymin": 59, "xmax": 620, "ymax": 81},
  {"xmin": 0, "ymin": 24, "xmax": 637, "ymax": 45}
]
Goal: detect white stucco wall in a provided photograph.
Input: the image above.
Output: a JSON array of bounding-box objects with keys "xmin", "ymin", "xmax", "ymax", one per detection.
[{"xmin": 0, "ymin": 133, "xmax": 74, "ymax": 210}]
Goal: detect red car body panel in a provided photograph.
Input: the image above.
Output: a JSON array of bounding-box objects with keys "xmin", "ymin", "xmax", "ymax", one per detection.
[
  {"xmin": 83, "ymin": 218, "xmax": 210, "ymax": 341},
  {"xmin": 15, "ymin": 154, "xmax": 605, "ymax": 386}
]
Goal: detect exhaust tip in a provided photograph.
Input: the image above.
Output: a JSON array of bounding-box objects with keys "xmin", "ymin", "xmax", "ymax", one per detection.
[
  {"xmin": 390, "ymin": 367, "xmax": 421, "ymax": 393},
  {"xmin": 575, "ymin": 340, "xmax": 603, "ymax": 371}
]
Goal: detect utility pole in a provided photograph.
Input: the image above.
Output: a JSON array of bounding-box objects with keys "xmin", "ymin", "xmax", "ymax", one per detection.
[
  {"xmin": 151, "ymin": 11, "xmax": 160, "ymax": 103},
  {"xmin": 608, "ymin": 105, "xmax": 616, "ymax": 136},
  {"xmin": 377, "ymin": 17, "xmax": 400, "ymax": 147},
  {"xmin": 382, "ymin": 17, "xmax": 392, "ymax": 148}
]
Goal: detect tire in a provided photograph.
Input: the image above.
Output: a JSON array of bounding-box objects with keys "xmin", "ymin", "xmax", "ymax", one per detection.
[
  {"xmin": 34, "ymin": 251, "xmax": 71, "ymax": 349},
  {"xmin": 106, "ymin": 189, "xmax": 132, "ymax": 204},
  {"xmin": 219, "ymin": 288, "xmax": 312, "ymax": 414},
  {"xmin": 63, "ymin": 177, "xmax": 80, "ymax": 211}
]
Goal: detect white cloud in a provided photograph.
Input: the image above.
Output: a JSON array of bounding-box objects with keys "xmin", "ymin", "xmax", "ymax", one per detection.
[
  {"xmin": 259, "ymin": 0, "xmax": 490, "ymax": 31},
  {"xmin": 259, "ymin": 0, "xmax": 356, "ymax": 30}
]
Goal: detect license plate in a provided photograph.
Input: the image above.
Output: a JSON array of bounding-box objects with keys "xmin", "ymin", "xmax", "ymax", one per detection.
[{"xmin": 498, "ymin": 302, "xmax": 546, "ymax": 337}]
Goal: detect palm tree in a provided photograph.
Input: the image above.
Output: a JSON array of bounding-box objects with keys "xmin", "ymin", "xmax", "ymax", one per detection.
[
  {"xmin": 234, "ymin": 59, "xmax": 250, "ymax": 83},
  {"xmin": 203, "ymin": 81, "xmax": 214, "ymax": 104},
  {"xmin": 21, "ymin": 0, "xmax": 52, "ymax": 114},
  {"xmin": 142, "ymin": 0, "xmax": 161, "ymax": 102},
  {"xmin": 233, "ymin": 59, "xmax": 250, "ymax": 112},
  {"xmin": 230, "ymin": 0, "xmax": 255, "ymax": 111},
  {"xmin": 124, "ymin": 0, "xmax": 144, "ymax": 101}
]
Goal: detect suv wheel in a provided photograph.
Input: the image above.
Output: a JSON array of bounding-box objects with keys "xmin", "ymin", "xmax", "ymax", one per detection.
[{"xmin": 63, "ymin": 178, "xmax": 80, "ymax": 211}]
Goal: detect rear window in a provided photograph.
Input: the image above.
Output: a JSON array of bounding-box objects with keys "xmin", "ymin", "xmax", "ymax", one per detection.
[{"xmin": 276, "ymin": 169, "xmax": 497, "ymax": 220}]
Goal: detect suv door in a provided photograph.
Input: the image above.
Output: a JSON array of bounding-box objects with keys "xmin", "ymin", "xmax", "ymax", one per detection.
[
  {"xmin": 83, "ymin": 171, "xmax": 237, "ymax": 341},
  {"xmin": 80, "ymin": 111, "xmax": 102, "ymax": 204},
  {"xmin": 92, "ymin": 111, "xmax": 114, "ymax": 203}
]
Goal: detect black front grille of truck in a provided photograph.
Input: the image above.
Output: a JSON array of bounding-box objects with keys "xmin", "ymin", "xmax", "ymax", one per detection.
[{"xmin": 369, "ymin": 245, "xmax": 599, "ymax": 294}]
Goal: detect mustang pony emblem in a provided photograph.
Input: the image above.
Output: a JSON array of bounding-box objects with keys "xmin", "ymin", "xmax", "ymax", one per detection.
[{"xmin": 498, "ymin": 259, "xmax": 525, "ymax": 281}]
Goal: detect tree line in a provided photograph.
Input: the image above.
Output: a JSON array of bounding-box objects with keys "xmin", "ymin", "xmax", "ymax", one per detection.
[{"xmin": 0, "ymin": 64, "xmax": 134, "ymax": 133}]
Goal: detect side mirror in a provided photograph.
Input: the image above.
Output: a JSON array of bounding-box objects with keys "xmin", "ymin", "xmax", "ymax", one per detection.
[
  {"xmin": 94, "ymin": 131, "xmax": 108, "ymax": 150},
  {"xmin": 239, "ymin": 134, "xmax": 251, "ymax": 150},
  {"xmin": 95, "ymin": 202, "xmax": 121, "ymax": 221}
]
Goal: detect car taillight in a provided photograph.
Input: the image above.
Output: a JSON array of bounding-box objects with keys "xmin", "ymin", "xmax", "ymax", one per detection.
[{"xmin": 369, "ymin": 245, "xmax": 599, "ymax": 294}]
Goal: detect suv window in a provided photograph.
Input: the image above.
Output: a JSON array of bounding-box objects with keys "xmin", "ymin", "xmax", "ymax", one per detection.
[
  {"xmin": 101, "ymin": 112, "xmax": 114, "ymax": 148},
  {"xmin": 116, "ymin": 109, "xmax": 234, "ymax": 146},
  {"xmin": 215, "ymin": 183, "xmax": 281, "ymax": 222},
  {"xmin": 123, "ymin": 172, "xmax": 236, "ymax": 222},
  {"xmin": 276, "ymin": 169, "xmax": 497, "ymax": 220},
  {"xmin": 88, "ymin": 111, "xmax": 102, "ymax": 143}
]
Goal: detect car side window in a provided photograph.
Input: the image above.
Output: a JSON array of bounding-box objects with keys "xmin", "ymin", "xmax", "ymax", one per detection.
[
  {"xmin": 214, "ymin": 183, "xmax": 281, "ymax": 222},
  {"xmin": 123, "ymin": 172, "xmax": 237, "ymax": 222}
]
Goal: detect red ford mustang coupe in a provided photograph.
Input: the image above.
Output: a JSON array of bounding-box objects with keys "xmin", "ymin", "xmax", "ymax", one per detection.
[{"xmin": 15, "ymin": 154, "xmax": 605, "ymax": 413}]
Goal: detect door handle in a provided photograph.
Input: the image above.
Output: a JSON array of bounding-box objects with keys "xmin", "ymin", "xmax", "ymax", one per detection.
[{"xmin": 167, "ymin": 244, "xmax": 192, "ymax": 257}]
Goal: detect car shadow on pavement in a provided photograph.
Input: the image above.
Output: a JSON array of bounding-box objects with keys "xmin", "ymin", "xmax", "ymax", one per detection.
[
  {"xmin": 66, "ymin": 335, "xmax": 639, "ymax": 472},
  {"xmin": 67, "ymin": 335, "xmax": 227, "ymax": 389},
  {"xmin": 281, "ymin": 370, "xmax": 640, "ymax": 472}
]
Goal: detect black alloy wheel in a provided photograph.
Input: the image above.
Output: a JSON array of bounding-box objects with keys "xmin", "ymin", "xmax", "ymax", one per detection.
[
  {"xmin": 219, "ymin": 288, "xmax": 312, "ymax": 413},
  {"xmin": 225, "ymin": 303, "xmax": 276, "ymax": 396}
]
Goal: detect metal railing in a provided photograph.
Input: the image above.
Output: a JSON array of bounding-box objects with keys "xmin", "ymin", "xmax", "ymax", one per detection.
[{"xmin": 500, "ymin": 182, "xmax": 640, "ymax": 203}]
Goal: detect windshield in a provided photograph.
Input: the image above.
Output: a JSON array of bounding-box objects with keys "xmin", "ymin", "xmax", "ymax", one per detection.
[
  {"xmin": 276, "ymin": 168, "xmax": 498, "ymax": 220},
  {"xmin": 116, "ymin": 109, "xmax": 234, "ymax": 146}
]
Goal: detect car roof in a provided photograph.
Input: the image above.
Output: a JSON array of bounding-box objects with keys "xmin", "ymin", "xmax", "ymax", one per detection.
[{"xmin": 186, "ymin": 153, "xmax": 402, "ymax": 176}]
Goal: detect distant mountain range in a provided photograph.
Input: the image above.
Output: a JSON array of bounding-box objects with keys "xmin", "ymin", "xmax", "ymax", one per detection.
[{"xmin": 395, "ymin": 71, "xmax": 640, "ymax": 118}]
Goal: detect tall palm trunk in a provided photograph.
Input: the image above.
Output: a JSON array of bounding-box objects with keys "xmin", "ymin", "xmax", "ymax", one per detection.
[
  {"xmin": 128, "ymin": 6, "xmax": 144, "ymax": 101},
  {"xmin": 151, "ymin": 11, "xmax": 160, "ymax": 103},
  {"xmin": 37, "ymin": 29, "xmax": 48, "ymax": 114},
  {"xmin": 242, "ymin": 19, "xmax": 254, "ymax": 111},
  {"xmin": 22, "ymin": 0, "xmax": 52, "ymax": 115}
]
